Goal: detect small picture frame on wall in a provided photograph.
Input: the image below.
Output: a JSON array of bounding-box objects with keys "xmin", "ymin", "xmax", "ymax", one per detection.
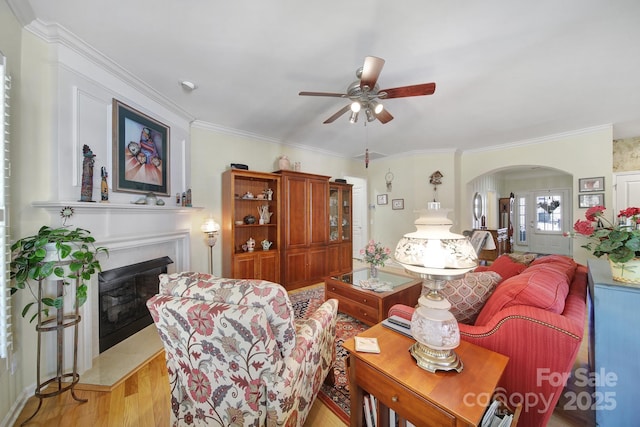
[
  {"xmin": 392, "ymin": 199, "xmax": 405, "ymax": 210},
  {"xmin": 377, "ymin": 194, "xmax": 388, "ymax": 205},
  {"xmin": 579, "ymin": 177, "xmax": 604, "ymax": 192},
  {"xmin": 579, "ymin": 193, "xmax": 604, "ymax": 208}
]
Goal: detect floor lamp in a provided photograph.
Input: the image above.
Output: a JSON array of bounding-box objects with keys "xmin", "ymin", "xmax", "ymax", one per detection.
[{"xmin": 201, "ymin": 217, "xmax": 220, "ymax": 275}]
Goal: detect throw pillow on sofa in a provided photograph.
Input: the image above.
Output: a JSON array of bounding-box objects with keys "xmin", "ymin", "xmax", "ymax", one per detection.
[
  {"xmin": 474, "ymin": 256, "xmax": 575, "ymax": 326},
  {"xmin": 434, "ymin": 271, "xmax": 503, "ymax": 324},
  {"xmin": 475, "ymin": 253, "xmax": 535, "ymax": 279}
]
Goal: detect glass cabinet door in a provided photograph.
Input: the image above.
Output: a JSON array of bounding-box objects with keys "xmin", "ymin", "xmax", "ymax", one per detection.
[
  {"xmin": 341, "ymin": 187, "xmax": 351, "ymax": 241},
  {"xmin": 329, "ymin": 187, "xmax": 339, "ymax": 242}
]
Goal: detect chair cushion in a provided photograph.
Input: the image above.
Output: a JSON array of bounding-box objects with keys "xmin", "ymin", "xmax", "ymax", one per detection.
[
  {"xmin": 439, "ymin": 271, "xmax": 503, "ymax": 324},
  {"xmin": 158, "ymin": 272, "xmax": 296, "ymax": 358}
]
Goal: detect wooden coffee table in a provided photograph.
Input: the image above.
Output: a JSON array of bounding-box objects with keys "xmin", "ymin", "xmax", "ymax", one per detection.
[
  {"xmin": 343, "ymin": 323, "xmax": 509, "ymax": 427},
  {"xmin": 325, "ymin": 268, "xmax": 421, "ymax": 326}
]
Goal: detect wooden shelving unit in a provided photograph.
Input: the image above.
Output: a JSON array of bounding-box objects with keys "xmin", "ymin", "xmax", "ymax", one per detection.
[{"xmin": 221, "ymin": 169, "xmax": 281, "ymax": 283}]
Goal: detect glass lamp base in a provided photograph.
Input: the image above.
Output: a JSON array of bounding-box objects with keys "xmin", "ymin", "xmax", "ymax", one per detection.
[{"xmin": 409, "ymin": 341, "xmax": 463, "ymax": 373}]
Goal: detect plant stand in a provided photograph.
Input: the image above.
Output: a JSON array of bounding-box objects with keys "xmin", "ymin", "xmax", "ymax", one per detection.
[{"xmin": 21, "ymin": 277, "xmax": 87, "ymax": 425}]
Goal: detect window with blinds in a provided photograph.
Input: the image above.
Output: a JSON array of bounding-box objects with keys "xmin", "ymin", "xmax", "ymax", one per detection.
[{"xmin": 0, "ymin": 52, "xmax": 11, "ymax": 360}]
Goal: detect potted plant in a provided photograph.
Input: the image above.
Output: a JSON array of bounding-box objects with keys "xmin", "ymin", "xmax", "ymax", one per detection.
[{"xmin": 10, "ymin": 225, "xmax": 108, "ymax": 322}]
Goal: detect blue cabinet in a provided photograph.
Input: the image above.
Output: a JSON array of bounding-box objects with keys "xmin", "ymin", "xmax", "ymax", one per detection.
[{"xmin": 588, "ymin": 259, "xmax": 640, "ymax": 426}]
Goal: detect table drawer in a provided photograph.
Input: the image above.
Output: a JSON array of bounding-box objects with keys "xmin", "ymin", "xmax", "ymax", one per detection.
[
  {"xmin": 325, "ymin": 283, "xmax": 378, "ymax": 309},
  {"xmin": 327, "ymin": 292, "xmax": 379, "ymax": 325},
  {"xmin": 355, "ymin": 359, "xmax": 457, "ymax": 427}
]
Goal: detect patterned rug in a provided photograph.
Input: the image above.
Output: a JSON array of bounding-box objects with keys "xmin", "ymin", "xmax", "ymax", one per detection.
[{"xmin": 289, "ymin": 285, "xmax": 369, "ymax": 423}]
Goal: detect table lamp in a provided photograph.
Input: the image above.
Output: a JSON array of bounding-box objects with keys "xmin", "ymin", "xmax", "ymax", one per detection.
[
  {"xmin": 201, "ymin": 217, "xmax": 220, "ymax": 275},
  {"xmin": 395, "ymin": 202, "xmax": 478, "ymax": 372}
]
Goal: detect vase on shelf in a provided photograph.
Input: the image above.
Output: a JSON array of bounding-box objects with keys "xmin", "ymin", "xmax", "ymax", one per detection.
[
  {"xmin": 609, "ymin": 257, "xmax": 640, "ymax": 284},
  {"xmin": 369, "ymin": 264, "xmax": 378, "ymax": 278}
]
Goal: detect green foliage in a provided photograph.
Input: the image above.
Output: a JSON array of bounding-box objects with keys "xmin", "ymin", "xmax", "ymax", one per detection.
[{"xmin": 10, "ymin": 226, "xmax": 108, "ymax": 322}]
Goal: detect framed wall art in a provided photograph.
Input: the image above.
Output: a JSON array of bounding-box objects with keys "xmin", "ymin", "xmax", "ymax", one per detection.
[
  {"xmin": 579, "ymin": 193, "xmax": 604, "ymax": 208},
  {"xmin": 377, "ymin": 194, "xmax": 388, "ymax": 205},
  {"xmin": 112, "ymin": 99, "xmax": 170, "ymax": 196},
  {"xmin": 578, "ymin": 176, "xmax": 604, "ymax": 192},
  {"xmin": 392, "ymin": 199, "xmax": 405, "ymax": 210}
]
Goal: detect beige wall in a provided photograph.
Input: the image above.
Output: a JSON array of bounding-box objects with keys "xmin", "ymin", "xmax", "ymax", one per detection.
[{"xmin": 189, "ymin": 124, "xmax": 363, "ymax": 274}]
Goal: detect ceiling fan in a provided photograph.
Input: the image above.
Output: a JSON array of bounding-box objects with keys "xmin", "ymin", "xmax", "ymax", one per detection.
[{"xmin": 299, "ymin": 56, "xmax": 436, "ymax": 125}]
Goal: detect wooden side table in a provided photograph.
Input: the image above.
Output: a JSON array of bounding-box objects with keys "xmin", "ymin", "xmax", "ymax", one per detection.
[{"xmin": 343, "ymin": 324, "xmax": 509, "ymax": 427}]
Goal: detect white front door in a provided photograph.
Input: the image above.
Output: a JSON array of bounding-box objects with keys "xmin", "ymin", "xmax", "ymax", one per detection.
[
  {"xmin": 528, "ymin": 189, "xmax": 572, "ymax": 255},
  {"xmin": 345, "ymin": 176, "xmax": 367, "ymax": 259}
]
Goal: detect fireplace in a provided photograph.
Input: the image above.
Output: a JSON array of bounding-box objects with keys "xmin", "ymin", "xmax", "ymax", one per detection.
[{"xmin": 98, "ymin": 256, "xmax": 173, "ymax": 353}]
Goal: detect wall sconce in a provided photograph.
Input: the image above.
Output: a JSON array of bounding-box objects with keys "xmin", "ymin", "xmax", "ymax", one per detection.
[
  {"xmin": 395, "ymin": 202, "xmax": 478, "ymax": 373},
  {"xmin": 201, "ymin": 217, "xmax": 220, "ymax": 275}
]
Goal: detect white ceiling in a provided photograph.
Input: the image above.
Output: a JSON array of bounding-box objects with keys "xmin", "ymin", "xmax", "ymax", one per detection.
[{"xmin": 9, "ymin": 0, "xmax": 640, "ymax": 159}]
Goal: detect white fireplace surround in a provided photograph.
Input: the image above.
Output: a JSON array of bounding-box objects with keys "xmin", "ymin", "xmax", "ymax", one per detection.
[{"xmin": 33, "ymin": 201, "xmax": 198, "ymax": 375}]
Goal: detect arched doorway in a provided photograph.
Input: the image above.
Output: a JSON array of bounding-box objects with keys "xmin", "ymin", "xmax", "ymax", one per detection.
[{"xmin": 468, "ymin": 166, "xmax": 573, "ymax": 256}]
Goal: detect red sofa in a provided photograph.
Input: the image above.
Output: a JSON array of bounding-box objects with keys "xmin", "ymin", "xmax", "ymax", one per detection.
[{"xmin": 389, "ymin": 254, "xmax": 588, "ymax": 427}]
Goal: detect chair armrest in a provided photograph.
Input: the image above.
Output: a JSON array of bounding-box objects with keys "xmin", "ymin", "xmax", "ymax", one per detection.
[{"xmin": 388, "ymin": 303, "xmax": 415, "ymax": 321}]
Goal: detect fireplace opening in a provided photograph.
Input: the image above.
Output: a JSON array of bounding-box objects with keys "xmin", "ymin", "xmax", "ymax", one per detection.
[{"xmin": 98, "ymin": 256, "xmax": 173, "ymax": 353}]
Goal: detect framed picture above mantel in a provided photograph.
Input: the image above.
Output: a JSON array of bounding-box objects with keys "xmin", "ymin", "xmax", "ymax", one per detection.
[{"xmin": 112, "ymin": 99, "xmax": 170, "ymax": 196}]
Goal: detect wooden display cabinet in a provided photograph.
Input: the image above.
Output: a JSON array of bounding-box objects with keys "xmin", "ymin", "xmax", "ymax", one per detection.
[
  {"xmin": 328, "ymin": 181, "xmax": 353, "ymax": 276},
  {"xmin": 222, "ymin": 169, "xmax": 280, "ymax": 282},
  {"xmin": 277, "ymin": 170, "xmax": 330, "ymax": 290}
]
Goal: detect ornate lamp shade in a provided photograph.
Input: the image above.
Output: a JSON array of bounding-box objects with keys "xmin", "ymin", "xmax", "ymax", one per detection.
[{"xmin": 394, "ymin": 202, "xmax": 478, "ymax": 373}]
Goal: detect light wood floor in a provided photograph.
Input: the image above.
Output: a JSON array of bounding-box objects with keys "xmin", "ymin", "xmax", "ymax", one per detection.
[{"xmin": 12, "ymin": 272, "xmax": 593, "ymax": 426}]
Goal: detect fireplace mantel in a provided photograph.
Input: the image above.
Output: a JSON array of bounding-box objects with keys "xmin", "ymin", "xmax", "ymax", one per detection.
[{"xmin": 33, "ymin": 201, "xmax": 203, "ymax": 213}]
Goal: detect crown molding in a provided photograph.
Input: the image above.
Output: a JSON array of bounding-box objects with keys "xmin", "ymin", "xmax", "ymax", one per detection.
[
  {"xmin": 24, "ymin": 19, "xmax": 195, "ymax": 123},
  {"xmin": 6, "ymin": 0, "xmax": 35, "ymax": 27}
]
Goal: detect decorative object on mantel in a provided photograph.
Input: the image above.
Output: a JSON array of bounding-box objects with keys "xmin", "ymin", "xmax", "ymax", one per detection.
[
  {"xmin": 568, "ymin": 205, "xmax": 640, "ymax": 284},
  {"xmin": 201, "ymin": 217, "xmax": 220, "ymax": 275},
  {"xmin": 10, "ymin": 226, "xmax": 108, "ymax": 424},
  {"xmin": 79, "ymin": 144, "xmax": 95, "ymax": 202},
  {"xmin": 394, "ymin": 202, "xmax": 478, "ymax": 373},
  {"xmin": 360, "ymin": 240, "xmax": 391, "ymax": 278},
  {"xmin": 100, "ymin": 166, "xmax": 109, "ymax": 202}
]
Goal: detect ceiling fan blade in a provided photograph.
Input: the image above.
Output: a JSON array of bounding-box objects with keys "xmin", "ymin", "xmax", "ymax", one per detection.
[
  {"xmin": 360, "ymin": 56, "xmax": 385, "ymax": 91},
  {"xmin": 376, "ymin": 109, "xmax": 394, "ymax": 124},
  {"xmin": 379, "ymin": 82, "xmax": 436, "ymax": 99},
  {"xmin": 299, "ymin": 91, "xmax": 348, "ymax": 98},
  {"xmin": 323, "ymin": 105, "xmax": 351, "ymax": 124}
]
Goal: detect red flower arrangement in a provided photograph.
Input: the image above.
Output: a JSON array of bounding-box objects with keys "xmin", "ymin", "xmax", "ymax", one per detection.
[{"xmin": 568, "ymin": 205, "xmax": 640, "ymax": 263}]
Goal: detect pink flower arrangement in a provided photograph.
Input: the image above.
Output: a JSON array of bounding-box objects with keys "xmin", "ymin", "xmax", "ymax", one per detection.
[
  {"xmin": 360, "ymin": 240, "xmax": 391, "ymax": 267},
  {"xmin": 568, "ymin": 205, "xmax": 640, "ymax": 263}
]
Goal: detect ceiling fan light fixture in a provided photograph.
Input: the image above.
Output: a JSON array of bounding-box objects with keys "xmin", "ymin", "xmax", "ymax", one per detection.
[
  {"xmin": 365, "ymin": 108, "xmax": 375, "ymax": 122},
  {"xmin": 371, "ymin": 100, "xmax": 384, "ymax": 114},
  {"xmin": 349, "ymin": 111, "xmax": 359, "ymax": 124},
  {"xmin": 350, "ymin": 101, "xmax": 361, "ymax": 113}
]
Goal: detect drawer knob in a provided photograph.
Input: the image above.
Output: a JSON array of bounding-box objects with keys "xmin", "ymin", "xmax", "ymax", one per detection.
[
  {"xmin": 363, "ymin": 298, "xmax": 367, "ymax": 302},
  {"xmin": 331, "ymin": 287, "xmax": 335, "ymax": 291},
  {"xmin": 392, "ymin": 395, "xmax": 398, "ymax": 402}
]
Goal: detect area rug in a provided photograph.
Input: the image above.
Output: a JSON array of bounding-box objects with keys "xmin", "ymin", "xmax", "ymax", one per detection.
[{"xmin": 289, "ymin": 285, "xmax": 369, "ymax": 423}]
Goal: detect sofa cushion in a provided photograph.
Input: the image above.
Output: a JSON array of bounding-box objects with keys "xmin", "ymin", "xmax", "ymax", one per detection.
[
  {"xmin": 474, "ymin": 259, "xmax": 574, "ymax": 326},
  {"xmin": 475, "ymin": 253, "xmax": 534, "ymax": 279},
  {"xmin": 438, "ymin": 271, "xmax": 503, "ymax": 324}
]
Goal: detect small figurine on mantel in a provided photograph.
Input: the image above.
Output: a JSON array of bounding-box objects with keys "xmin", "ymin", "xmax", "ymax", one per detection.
[
  {"xmin": 100, "ymin": 166, "xmax": 109, "ymax": 202},
  {"xmin": 80, "ymin": 144, "xmax": 96, "ymax": 202}
]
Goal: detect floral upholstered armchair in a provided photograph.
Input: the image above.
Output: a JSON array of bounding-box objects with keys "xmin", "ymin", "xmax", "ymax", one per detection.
[{"xmin": 146, "ymin": 272, "xmax": 338, "ymax": 427}]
